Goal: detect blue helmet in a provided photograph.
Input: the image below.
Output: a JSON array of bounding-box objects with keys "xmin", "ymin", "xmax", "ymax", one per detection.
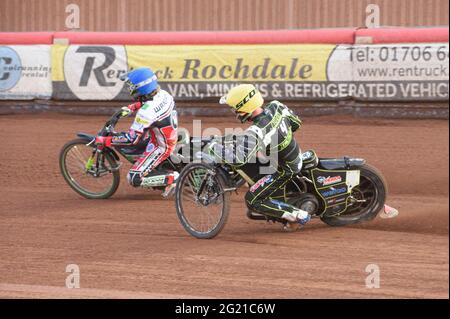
[{"xmin": 123, "ymin": 67, "xmax": 158, "ymax": 99}]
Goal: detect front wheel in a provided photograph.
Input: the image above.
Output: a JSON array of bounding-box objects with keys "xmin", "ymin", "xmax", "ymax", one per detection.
[
  {"xmin": 321, "ymin": 164, "xmax": 387, "ymax": 226},
  {"xmin": 175, "ymin": 163, "xmax": 230, "ymax": 239},
  {"xmin": 59, "ymin": 138, "xmax": 120, "ymax": 199}
]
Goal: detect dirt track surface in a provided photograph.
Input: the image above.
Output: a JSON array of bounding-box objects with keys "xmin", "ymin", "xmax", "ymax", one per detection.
[{"xmin": 0, "ymin": 113, "xmax": 448, "ymax": 299}]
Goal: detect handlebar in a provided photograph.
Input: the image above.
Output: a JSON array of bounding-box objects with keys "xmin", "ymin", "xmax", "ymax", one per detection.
[
  {"xmin": 107, "ymin": 109, "xmax": 124, "ymax": 126},
  {"xmin": 98, "ymin": 109, "xmax": 124, "ymax": 137}
]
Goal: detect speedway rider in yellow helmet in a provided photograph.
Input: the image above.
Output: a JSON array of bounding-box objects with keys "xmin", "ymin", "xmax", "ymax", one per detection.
[{"xmin": 208, "ymin": 84, "xmax": 311, "ymax": 230}]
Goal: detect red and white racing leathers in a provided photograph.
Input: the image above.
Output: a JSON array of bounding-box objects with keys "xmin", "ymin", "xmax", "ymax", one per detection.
[{"xmin": 111, "ymin": 90, "xmax": 178, "ymax": 187}]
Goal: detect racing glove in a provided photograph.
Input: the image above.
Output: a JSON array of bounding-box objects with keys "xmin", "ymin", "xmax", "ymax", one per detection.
[
  {"xmin": 120, "ymin": 102, "xmax": 143, "ymax": 117},
  {"xmin": 120, "ymin": 106, "xmax": 132, "ymax": 117},
  {"xmin": 206, "ymin": 138, "xmax": 235, "ymax": 164}
]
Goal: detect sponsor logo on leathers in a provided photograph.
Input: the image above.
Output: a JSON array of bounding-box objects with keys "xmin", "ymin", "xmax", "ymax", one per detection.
[
  {"xmin": 250, "ymin": 175, "xmax": 273, "ymax": 193},
  {"xmin": 317, "ymin": 175, "xmax": 342, "ymax": 186},
  {"xmin": 320, "ymin": 186, "xmax": 347, "ymax": 197}
]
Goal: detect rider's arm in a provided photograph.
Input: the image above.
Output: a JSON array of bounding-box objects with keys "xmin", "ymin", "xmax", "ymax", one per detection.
[
  {"xmin": 125, "ymin": 101, "xmax": 143, "ymax": 113},
  {"xmin": 283, "ymin": 107, "xmax": 302, "ymax": 132},
  {"xmin": 111, "ymin": 104, "xmax": 153, "ymax": 146},
  {"xmin": 273, "ymin": 101, "xmax": 302, "ymax": 133},
  {"xmin": 113, "ymin": 93, "xmax": 175, "ymax": 147}
]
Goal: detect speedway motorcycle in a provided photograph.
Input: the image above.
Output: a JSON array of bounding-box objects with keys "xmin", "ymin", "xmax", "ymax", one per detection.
[
  {"xmin": 174, "ymin": 137, "xmax": 391, "ymax": 239},
  {"xmin": 59, "ymin": 109, "xmax": 190, "ymax": 199}
]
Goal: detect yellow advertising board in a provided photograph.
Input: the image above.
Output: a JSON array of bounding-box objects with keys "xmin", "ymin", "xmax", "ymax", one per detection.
[{"xmin": 126, "ymin": 44, "xmax": 335, "ymax": 82}]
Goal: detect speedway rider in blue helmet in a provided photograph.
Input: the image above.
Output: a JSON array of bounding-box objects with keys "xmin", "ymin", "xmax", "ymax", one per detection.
[{"xmin": 97, "ymin": 67, "xmax": 179, "ymax": 197}]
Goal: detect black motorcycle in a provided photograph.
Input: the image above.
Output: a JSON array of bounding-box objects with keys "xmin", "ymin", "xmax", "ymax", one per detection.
[{"xmin": 174, "ymin": 137, "xmax": 388, "ymax": 239}]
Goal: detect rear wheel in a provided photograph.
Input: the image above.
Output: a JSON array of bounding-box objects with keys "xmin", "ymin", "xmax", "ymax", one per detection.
[
  {"xmin": 59, "ymin": 138, "xmax": 120, "ymax": 199},
  {"xmin": 175, "ymin": 163, "xmax": 230, "ymax": 239},
  {"xmin": 321, "ymin": 164, "xmax": 387, "ymax": 226}
]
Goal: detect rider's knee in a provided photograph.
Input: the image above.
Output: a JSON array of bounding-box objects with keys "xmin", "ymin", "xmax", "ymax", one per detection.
[
  {"xmin": 244, "ymin": 191, "xmax": 253, "ymax": 204},
  {"xmin": 244, "ymin": 191, "xmax": 259, "ymax": 210},
  {"xmin": 127, "ymin": 171, "xmax": 142, "ymax": 187}
]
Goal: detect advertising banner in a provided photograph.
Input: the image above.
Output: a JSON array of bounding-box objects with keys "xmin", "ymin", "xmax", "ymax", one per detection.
[
  {"xmin": 49, "ymin": 42, "xmax": 450, "ymax": 102},
  {"xmin": 52, "ymin": 44, "xmax": 338, "ymax": 101},
  {"xmin": 52, "ymin": 44, "xmax": 128, "ymax": 100},
  {"xmin": 328, "ymin": 43, "xmax": 449, "ymax": 100},
  {"xmin": 127, "ymin": 44, "xmax": 339, "ymax": 101},
  {"xmin": 0, "ymin": 45, "xmax": 52, "ymax": 100}
]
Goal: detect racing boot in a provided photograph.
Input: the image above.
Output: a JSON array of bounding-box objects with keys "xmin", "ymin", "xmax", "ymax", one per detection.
[
  {"xmin": 282, "ymin": 209, "xmax": 311, "ymax": 232},
  {"xmin": 140, "ymin": 170, "xmax": 179, "ymax": 198},
  {"xmin": 161, "ymin": 171, "xmax": 179, "ymax": 198},
  {"xmin": 162, "ymin": 183, "xmax": 176, "ymax": 198}
]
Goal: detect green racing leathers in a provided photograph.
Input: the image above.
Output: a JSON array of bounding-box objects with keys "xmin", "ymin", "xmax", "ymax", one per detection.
[{"xmin": 209, "ymin": 100, "xmax": 304, "ymax": 220}]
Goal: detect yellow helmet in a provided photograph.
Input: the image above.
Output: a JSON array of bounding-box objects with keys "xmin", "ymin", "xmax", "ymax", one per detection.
[{"xmin": 219, "ymin": 84, "xmax": 264, "ymax": 122}]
